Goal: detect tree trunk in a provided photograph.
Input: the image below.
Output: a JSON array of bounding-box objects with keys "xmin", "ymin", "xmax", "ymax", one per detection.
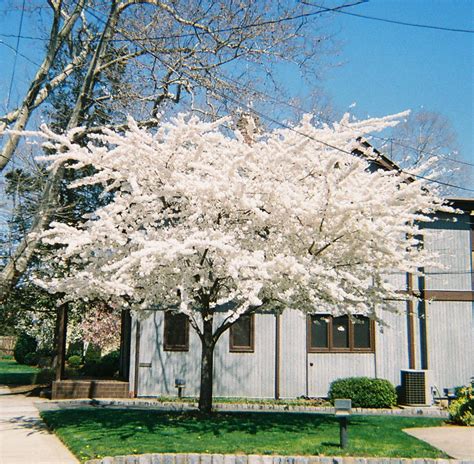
[
  {"xmin": 54, "ymin": 304, "xmax": 68, "ymax": 382},
  {"xmin": 198, "ymin": 318, "xmax": 215, "ymax": 413}
]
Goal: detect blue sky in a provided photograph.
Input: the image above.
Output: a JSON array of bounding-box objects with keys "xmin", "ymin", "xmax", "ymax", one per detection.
[
  {"xmin": 321, "ymin": 0, "xmax": 473, "ymax": 164},
  {"xmin": 0, "ymin": 1, "xmax": 472, "ymax": 166}
]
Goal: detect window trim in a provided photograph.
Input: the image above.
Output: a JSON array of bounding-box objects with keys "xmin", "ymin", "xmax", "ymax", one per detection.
[
  {"xmin": 229, "ymin": 313, "xmax": 255, "ymax": 353},
  {"xmin": 163, "ymin": 312, "xmax": 189, "ymax": 352},
  {"xmin": 307, "ymin": 314, "xmax": 375, "ymax": 353}
]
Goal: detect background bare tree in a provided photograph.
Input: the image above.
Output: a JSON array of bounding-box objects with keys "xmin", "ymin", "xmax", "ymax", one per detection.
[{"xmin": 384, "ymin": 110, "xmax": 471, "ymax": 193}]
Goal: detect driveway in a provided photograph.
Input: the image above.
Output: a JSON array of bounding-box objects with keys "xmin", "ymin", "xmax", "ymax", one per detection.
[
  {"xmin": 404, "ymin": 426, "xmax": 474, "ymax": 460},
  {"xmin": 0, "ymin": 386, "xmax": 78, "ymax": 463}
]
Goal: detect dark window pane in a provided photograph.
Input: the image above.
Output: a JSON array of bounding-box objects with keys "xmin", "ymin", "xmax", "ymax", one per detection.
[
  {"xmin": 332, "ymin": 316, "xmax": 349, "ymax": 348},
  {"xmin": 353, "ymin": 316, "xmax": 371, "ymax": 348},
  {"xmin": 310, "ymin": 315, "xmax": 329, "ymax": 348},
  {"xmin": 164, "ymin": 313, "xmax": 188, "ymax": 349},
  {"xmin": 231, "ymin": 315, "xmax": 252, "ymax": 348}
]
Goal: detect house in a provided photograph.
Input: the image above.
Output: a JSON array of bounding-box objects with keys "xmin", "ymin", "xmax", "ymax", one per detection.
[{"xmin": 127, "ymin": 196, "xmax": 473, "ymax": 402}]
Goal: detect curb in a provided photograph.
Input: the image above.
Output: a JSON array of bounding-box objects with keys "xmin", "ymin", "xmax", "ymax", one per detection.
[
  {"xmin": 85, "ymin": 452, "xmax": 473, "ymax": 464},
  {"xmin": 37, "ymin": 399, "xmax": 449, "ymax": 418}
]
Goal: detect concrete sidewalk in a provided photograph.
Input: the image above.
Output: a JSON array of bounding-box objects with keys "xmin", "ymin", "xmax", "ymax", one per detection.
[
  {"xmin": 404, "ymin": 426, "xmax": 474, "ymax": 460},
  {"xmin": 0, "ymin": 386, "xmax": 78, "ymax": 463}
]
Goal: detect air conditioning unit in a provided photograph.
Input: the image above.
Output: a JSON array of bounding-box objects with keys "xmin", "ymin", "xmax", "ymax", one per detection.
[{"xmin": 400, "ymin": 369, "xmax": 432, "ymax": 406}]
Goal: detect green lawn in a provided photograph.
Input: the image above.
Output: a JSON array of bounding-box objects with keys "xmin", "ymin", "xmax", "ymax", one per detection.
[
  {"xmin": 0, "ymin": 356, "xmax": 40, "ymax": 385},
  {"xmin": 41, "ymin": 408, "xmax": 448, "ymax": 462}
]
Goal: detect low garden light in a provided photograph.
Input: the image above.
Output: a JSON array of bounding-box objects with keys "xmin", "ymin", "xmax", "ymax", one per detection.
[
  {"xmin": 175, "ymin": 378, "xmax": 186, "ymax": 398},
  {"xmin": 334, "ymin": 398, "xmax": 351, "ymax": 449}
]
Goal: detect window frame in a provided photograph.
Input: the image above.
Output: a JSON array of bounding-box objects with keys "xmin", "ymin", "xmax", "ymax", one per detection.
[
  {"xmin": 307, "ymin": 314, "xmax": 375, "ymax": 353},
  {"xmin": 163, "ymin": 312, "xmax": 189, "ymax": 352},
  {"xmin": 229, "ymin": 313, "xmax": 255, "ymax": 353}
]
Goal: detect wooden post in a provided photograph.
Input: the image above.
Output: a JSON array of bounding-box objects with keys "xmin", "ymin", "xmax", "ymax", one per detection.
[
  {"xmin": 133, "ymin": 320, "xmax": 141, "ymax": 397},
  {"xmin": 55, "ymin": 304, "xmax": 68, "ymax": 382},
  {"xmin": 119, "ymin": 309, "xmax": 132, "ymax": 380}
]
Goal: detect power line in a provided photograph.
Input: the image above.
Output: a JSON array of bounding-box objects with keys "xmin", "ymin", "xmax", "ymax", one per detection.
[
  {"xmin": 0, "ymin": 1, "xmax": 365, "ymax": 43},
  {"xmin": 3, "ymin": 4, "xmax": 472, "ymax": 170},
  {"xmin": 304, "ymin": 1, "xmax": 474, "ymax": 34},
  {"xmin": 6, "ymin": 0, "xmax": 26, "ymax": 109},
  {"xmin": 0, "ymin": 39, "xmax": 40, "ymax": 68},
  {"xmin": 0, "ymin": 33, "xmax": 38, "ymax": 41},
  {"xmin": 3, "ymin": 4, "xmax": 470, "ymax": 191},
  {"xmin": 207, "ymin": 69, "xmax": 474, "ymax": 168},
  {"xmin": 76, "ymin": 6, "xmax": 474, "ymax": 194}
]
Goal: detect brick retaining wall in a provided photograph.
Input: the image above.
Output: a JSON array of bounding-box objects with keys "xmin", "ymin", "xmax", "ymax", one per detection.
[
  {"xmin": 52, "ymin": 380, "xmax": 129, "ymax": 399},
  {"xmin": 85, "ymin": 452, "xmax": 472, "ymax": 464}
]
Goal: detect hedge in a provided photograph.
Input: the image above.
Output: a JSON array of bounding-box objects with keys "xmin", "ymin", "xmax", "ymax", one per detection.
[{"xmin": 328, "ymin": 376, "xmax": 397, "ymax": 408}]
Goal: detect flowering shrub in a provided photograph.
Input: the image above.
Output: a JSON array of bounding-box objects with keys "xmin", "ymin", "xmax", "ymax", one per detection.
[
  {"xmin": 448, "ymin": 386, "xmax": 474, "ymax": 426},
  {"xmin": 80, "ymin": 304, "xmax": 120, "ymax": 351}
]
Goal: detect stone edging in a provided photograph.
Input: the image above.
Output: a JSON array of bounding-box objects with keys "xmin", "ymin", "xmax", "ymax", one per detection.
[
  {"xmin": 38, "ymin": 398, "xmax": 448, "ymax": 418},
  {"xmin": 85, "ymin": 452, "xmax": 473, "ymax": 464}
]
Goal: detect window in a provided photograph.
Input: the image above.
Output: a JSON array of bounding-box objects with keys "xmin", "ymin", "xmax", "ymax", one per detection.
[
  {"xmin": 164, "ymin": 312, "xmax": 189, "ymax": 351},
  {"xmin": 308, "ymin": 314, "xmax": 374, "ymax": 352},
  {"xmin": 229, "ymin": 314, "xmax": 254, "ymax": 352}
]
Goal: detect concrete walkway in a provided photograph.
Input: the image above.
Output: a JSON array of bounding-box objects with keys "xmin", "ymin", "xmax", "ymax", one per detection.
[
  {"xmin": 0, "ymin": 386, "xmax": 78, "ymax": 463},
  {"xmin": 404, "ymin": 426, "xmax": 474, "ymax": 460}
]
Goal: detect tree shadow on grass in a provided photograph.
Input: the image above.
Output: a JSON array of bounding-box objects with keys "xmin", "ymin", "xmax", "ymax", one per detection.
[
  {"xmin": 38, "ymin": 409, "xmax": 448, "ymax": 459},
  {"xmin": 0, "ymin": 372, "xmax": 38, "ymax": 386},
  {"xmin": 41, "ymin": 408, "xmax": 338, "ymax": 440}
]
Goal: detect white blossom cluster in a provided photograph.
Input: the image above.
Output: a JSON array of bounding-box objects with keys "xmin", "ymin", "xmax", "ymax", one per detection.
[{"xmin": 31, "ymin": 112, "xmax": 451, "ymax": 333}]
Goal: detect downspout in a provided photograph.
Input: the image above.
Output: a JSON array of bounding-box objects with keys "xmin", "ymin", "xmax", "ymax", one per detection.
[
  {"xmin": 418, "ymin": 270, "xmax": 429, "ymax": 370},
  {"xmin": 407, "ymin": 273, "xmax": 416, "ymax": 369}
]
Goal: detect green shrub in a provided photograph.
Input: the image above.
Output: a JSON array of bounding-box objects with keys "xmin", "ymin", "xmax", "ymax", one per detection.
[
  {"xmin": 328, "ymin": 377, "xmax": 397, "ymax": 409},
  {"xmin": 36, "ymin": 349, "xmax": 54, "ymax": 368},
  {"xmin": 84, "ymin": 344, "xmax": 101, "ymax": 364},
  {"xmin": 67, "ymin": 341, "xmax": 84, "ymax": 358},
  {"xmin": 24, "ymin": 352, "xmax": 39, "ymax": 366},
  {"xmin": 99, "ymin": 350, "xmax": 120, "ymax": 377},
  {"xmin": 35, "ymin": 368, "xmax": 55, "ymax": 384},
  {"xmin": 13, "ymin": 333, "xmax": 37, "ymax": 365},
  {"xmin": 67, "ymin": 355, "xmax": 82, "ymax": 368},
  {"xmin": 82, "ymin": 350, "xmax": 120, "ymax": 378},
  {"xmin": 448, "ymin": 386, "xmax": 474, "ymax": 426}
]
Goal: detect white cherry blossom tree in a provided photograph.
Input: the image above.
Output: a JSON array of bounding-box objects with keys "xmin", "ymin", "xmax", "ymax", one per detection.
[{"xmin": 30, "ymin": 112, "xmax": 450, "ymax": 412}]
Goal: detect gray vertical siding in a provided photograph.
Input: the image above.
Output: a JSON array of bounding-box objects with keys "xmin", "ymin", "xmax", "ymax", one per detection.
[
  {"xmin": 307, "ymin": 353, "xmax": 375, "ymax": 397},
  {"xmin": 131, "ymin": 301, "xmax": 473, "ymax": 398},
  {"xmin": 279, "ymin": 310, "xmax": 307, "ymax": 398},
  {"xmin": 132, "ymin": 310, "xmax": 202, "ymax": 397},
  {"xmin": 132, "ymin": 311, "xmax": 276, "ymax": 398},
  {"xmin": 374, "ymin": 303, "xmax": 409, "ymax": 387},
  {"xmin": 420, "ymin": 212, "xmax": 472, "ymax": 291},
  {"xmin": 426, "ymin": 300, "xmax": 473, "ymax": 390},
  {"xmin": 129, "ymin": 209, "xmax": 473, "ymax": 398},
  {"xmin": 214, "ymin": 313, "xmax": 275, "ymax": 398}
]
